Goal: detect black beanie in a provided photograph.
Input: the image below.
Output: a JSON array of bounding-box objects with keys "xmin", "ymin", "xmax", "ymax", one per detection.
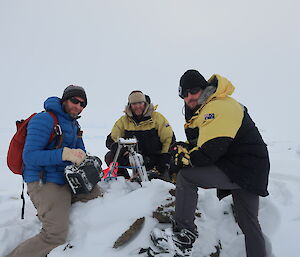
[
  {"xmin": 61, "ymin": 85, "xmax": 87, "ymax": 105},
  {"xmin": 180, "ymin": 70, "xmax": 208, "ymax": 91}
]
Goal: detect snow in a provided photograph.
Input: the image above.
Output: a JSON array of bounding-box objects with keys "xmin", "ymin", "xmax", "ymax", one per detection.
[{"xmin": 1, "ymin": 0, "xmax": 300, "ymax": 256}]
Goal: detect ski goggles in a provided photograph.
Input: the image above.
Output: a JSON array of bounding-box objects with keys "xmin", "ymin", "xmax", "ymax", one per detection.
[
  {"xmin": 178, "ymin": 86, "xmax": 202, "ymax": 99},
  {"xmin": 69, "ymin": 97, "xmax": 87, "ymax": 108}
]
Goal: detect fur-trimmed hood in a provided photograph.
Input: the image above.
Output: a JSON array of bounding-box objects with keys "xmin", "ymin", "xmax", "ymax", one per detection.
[
  {"xmin": 185, "ymin": 74, "xmax": 235, "ymax": 121},
  {"xmin": 124, "ymin": 102, "xmax": 156, "ymax": 118},
  {"xmin": 199, "ymin": 74, "xmax": 235, "ymax": 105}
]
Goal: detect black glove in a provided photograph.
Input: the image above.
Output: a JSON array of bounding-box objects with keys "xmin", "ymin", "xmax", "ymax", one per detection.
[
  {"xmin": 110, "ymin": 142, "xmax": 118, "ymax": 154},
  {"xmin": 110, "ymin": 142, "xmax": 129, "ymax": 164},
  {"xmin": 143, "ymin": 156, "xmax": 153, "ymax": 171},
  {"xmin": 110, "ymin": 142, "xmax": 128, "ymax": 156},
  {"xmin": 170, "ymin": 142, "xmax": 191, "ymax": 169},
  {"xmin": 147, "ymin": 153, "xmax": 172, "ymax": 182},
  {"xmin": 170, "ymin": 141, "xmax": 191, "ymax": 152},
  {"xmin": 157, "ymin": 153, "xmax": 171, "ymax": 172}
]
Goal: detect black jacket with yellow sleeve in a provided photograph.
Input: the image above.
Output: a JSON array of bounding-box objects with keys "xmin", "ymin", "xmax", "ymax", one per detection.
[
  {"xmin": 106, "ymin": 103, "xmax": 174, "ymax": 156},
  {"xmin": 185, "ymin": 74, "xmax": 270, "ymax": 197}
]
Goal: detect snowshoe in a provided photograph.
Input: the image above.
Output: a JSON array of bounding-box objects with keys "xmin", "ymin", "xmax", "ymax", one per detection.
[{"xmin": 150, "ymin": 227, "xmax": 198, "ymax": 257}]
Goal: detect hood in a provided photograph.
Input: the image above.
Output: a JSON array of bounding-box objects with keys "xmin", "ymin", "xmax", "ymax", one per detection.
[
  {"xmin": 124, "ymin": 102, "xmax": 156, "ymax": 118},
  {"xmin": 207, "ymin": 74, "xmax": 235, "ymax": 100},
  {"xmin": 44, "ymin": 97, "xmax": 72, "ymax": 120},
  {"xmin": 184, "ymin": 74, "xmax": 235, "ymax": 121}
]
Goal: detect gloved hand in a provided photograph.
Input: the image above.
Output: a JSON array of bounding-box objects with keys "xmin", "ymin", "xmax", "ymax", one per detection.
[
  {"xmin": 110, "ymin": 142, "xmax": 128, "ymax": 158},
  {"xmin": 175, "ymin": 145, "xmax": 191, "ymax": 167},
  {"xmin": 170, "ymin": 142, "xmax": 191, "ymax": 168},
  {"xmin": 62, "ymin": 147, "xmax": 86, "ymax": 166},
  {"xmin": 157, "ymin": 153, "xmax": 171, "ymax": 172}
]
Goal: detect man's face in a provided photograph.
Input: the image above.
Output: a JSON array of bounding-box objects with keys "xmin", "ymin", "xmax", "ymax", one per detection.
[
  {"xmin": 130, "ymin": 102, "xmax": 146, "ymax": 116},
  {"xmin": 184, "ymin": 89, "xmax": 203, "ymax": 110},
  {"xmin": 63, "ymin": 96, "xmax": 86, "ymax": 118}
]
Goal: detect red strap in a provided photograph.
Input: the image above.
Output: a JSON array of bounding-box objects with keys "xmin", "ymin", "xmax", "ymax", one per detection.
[
  {"xmin": 47, "ymin": 112, "xmax": 59, "ymax": 143},
  {"xmin": 48, "ymin": 112, "xmax": 58, "ymax": 127}
]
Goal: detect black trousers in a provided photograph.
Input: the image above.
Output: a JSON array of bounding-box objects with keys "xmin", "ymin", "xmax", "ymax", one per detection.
[{"xmin": 175, "ymin": 165, "xmax": 266, "ymax": 257}]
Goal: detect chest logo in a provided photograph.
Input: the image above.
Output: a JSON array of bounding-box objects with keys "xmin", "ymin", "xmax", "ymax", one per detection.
[{"xmin": 204, "ymin": 113, "xmax": 215, "ymax": 120}]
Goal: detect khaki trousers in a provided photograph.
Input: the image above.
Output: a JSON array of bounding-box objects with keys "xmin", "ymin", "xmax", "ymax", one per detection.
[{"xmin": 6, "ymin": 182, "xmax": 101, "ymax": 257}]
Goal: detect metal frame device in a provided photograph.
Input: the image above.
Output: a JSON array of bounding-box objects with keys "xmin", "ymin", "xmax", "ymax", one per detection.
[{"xmin": 111, "ymin": 137, "xmax": 149, "ymax": 182}]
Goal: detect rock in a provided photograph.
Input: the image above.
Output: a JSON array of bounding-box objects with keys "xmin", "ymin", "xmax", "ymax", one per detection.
[{"xmin": 113, "ymin": 217, "xmax": 145, "ymax": 248}]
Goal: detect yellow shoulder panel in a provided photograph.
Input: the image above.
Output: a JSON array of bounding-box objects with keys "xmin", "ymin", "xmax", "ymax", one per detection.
[
  {"xmin": 197, "ymin": 97, "xmax": 244, "ymax": 147},
  {"xmin": 152, "ymin": 112, "xmax": 174, "ymax": 153},
  {"xmin": 111, "ymin": 116, "xmax": 126, "ymax": 141}
]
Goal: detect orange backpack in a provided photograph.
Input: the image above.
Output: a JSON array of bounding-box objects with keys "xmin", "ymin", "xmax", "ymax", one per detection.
[{"xmin": 7, "ymin": 112, "xmax": 61, "ymax": 175}]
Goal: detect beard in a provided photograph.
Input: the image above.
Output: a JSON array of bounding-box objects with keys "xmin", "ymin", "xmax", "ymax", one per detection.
[
  {"xmin": 186, "ymin": 99, "xmax": 199, "ymax": 110},
  {"xmin": 68, "ymin": 110, "xmax": 80, "ymax": 118},
  {"xmin": 63, "ymin": 102, "xmax": 81, "ymax": 118},
  {"xmin": 134, "ymin": 110, "xmax": 143, "ymax": 116}
]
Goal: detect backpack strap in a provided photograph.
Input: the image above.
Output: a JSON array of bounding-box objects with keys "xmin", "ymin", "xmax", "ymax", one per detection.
[
  {"xmin": 21, "ymin": 180, "xmax": 25, "ymax": 219},
  {"xmin": 47, "ymin": 111, "xmax": 64, "ymax": 149},
  {"xmin": 75, "ymin": 121, "xmax": 83, "ymax": 138}
]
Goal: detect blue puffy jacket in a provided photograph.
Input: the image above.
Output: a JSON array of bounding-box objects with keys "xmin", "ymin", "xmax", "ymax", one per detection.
[{"xmin": 23, "ymin": 97, "xmax": 86, "ymax": 184}]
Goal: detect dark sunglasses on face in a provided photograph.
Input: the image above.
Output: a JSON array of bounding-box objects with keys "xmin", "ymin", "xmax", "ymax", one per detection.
[
  {"xmin": 179, "ymin": 86, "xmax": 202, "ymax": 99},
  {"xmin": 69, "ymin": 97, "xmax": 86, "ymax": 108}
]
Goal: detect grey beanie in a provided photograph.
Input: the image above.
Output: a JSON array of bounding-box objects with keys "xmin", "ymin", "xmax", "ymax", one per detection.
[{"xmin": 61, "ymin": 85, "xmax": 87, "ymax": 105}]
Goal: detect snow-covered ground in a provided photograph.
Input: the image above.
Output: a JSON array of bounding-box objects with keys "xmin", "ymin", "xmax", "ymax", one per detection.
[
  {"xmin": 1, "ymin": 131, "xmax": 300, "ymax": 257},
  {"xmin": 1, "ymin": 0, "xmax": 300, "ymax": 256}
]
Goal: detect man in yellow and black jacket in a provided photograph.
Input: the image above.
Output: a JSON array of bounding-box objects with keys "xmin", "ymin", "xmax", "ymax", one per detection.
[
  {"xmin": 105, "ymin": 90, "xmax": 175, "ymax": 180},
  {"xmin": 152, "ymin": 70, "xmax": 270, "ymax": 257}
]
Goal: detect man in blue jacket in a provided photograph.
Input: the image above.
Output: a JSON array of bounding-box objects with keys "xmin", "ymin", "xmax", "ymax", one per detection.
[{"xmin": 6, "ymin": 85, "xmax": 101, "ymax": 257}]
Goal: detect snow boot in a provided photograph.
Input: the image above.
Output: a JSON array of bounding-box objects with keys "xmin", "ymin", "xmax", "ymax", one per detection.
[{"xmin": 150, "ymin": 226, "xmax": 198, "ymax": 256}]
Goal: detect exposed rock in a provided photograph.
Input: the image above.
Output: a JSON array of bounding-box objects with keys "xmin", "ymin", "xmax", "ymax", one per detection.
[{"xmin": 113, "ymin": 217, "xmax": 145, "ymax": 248}]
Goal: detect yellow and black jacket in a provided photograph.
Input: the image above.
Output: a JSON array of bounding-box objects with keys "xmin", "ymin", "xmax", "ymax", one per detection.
[
  {"xmin": 106, "ymin": 103, "xmax": 174, "ymax": 156},
  {"xmin": 185, "ymin": 74, "xmax": 270, "ymax": 196}
]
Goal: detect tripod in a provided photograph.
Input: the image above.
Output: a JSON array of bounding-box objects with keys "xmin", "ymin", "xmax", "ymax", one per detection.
[{"xmin": 110, "ymin": 137, "xmax": 149, "ymax": 182}]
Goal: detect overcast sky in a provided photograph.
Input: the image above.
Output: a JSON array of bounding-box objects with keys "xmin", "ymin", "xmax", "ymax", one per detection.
[{"xmin": 1, "ymin": 0, "xmax": 299, "ymax": 143}]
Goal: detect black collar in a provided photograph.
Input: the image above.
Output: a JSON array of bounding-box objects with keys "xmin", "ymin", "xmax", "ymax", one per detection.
[{"xmin": 132, "ymin": 114, "xmax": 151, "ymax": 124}]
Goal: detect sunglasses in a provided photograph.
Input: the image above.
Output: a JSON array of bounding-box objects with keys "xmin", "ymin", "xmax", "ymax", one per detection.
[
  {"xmin": 69, "ymin": 97, "xmax": 87, "ymax": 108},
  {"xmin": 179, "ymin": 86, "xmax": 202, "ymax": 99}
]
